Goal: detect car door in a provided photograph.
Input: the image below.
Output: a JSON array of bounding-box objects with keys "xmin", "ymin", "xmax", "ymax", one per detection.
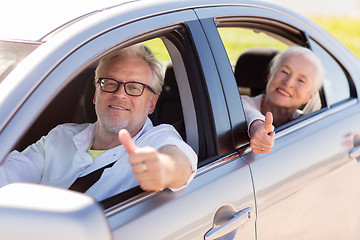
[
  {"xmin": 196, "ymin": 4, "xmax": 360, "ymax": 239},
  {"xmin": 95, "ymin": 9, "xmax": 256, "ymax": 240},
  {"xmin": 0, "ymin": 4, "xmax": 255, "ymax": 240}
]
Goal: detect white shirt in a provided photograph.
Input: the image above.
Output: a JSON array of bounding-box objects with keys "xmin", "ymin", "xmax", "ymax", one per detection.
[
  {"xmin": 0, "ymin": 118, "xmax": 197, "ymax": 201},
  {"xmin": 241, "ymin": 94, "xmax": 301, "ymax": 133},
  {"xmin": 241, "ymin": 94, "xmax": 265, "ymax": 131}
]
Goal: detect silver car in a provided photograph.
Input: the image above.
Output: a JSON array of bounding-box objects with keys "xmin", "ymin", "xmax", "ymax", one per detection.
[{"xmin": 1, "ymin": 0, "xmax": 360, "ymax": 239}]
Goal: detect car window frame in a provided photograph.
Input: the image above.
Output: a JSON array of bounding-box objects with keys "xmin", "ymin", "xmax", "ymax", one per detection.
[
  {"xmin": 195, "ymin": 5, "xmax": 358, "ymax": 150},
  {"xmin": 1, "ymin": 5, "xmax": 239, "ymax": 213}
]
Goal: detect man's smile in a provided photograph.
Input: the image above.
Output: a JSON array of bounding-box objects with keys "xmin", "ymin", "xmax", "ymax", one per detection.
[{"xmin": 109, "ymin": 105, "xmax": 130, "ymax": 111}]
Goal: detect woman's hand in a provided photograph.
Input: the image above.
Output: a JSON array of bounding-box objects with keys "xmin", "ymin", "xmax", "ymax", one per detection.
[{"xmin": 249, "ymin": 112, "xmax": 275, "ymax": 153}]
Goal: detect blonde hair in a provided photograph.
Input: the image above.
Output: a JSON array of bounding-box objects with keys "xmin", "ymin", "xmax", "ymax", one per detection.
[{"xmin": 95, "ymin": 44, "xmax": 164, "ymax": 94}]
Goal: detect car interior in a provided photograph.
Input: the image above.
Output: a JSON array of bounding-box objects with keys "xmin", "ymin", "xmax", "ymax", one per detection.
[
  {"xmin": 10, "ymin": 41, "xmax": 193, "ymax": 205},
  {"xmin": 12, "ymin": 32, "xmax": 207, "ymax": 162},
  {"xmin": 14, "ymin": 59, "xmax": 186, "ymax": 149},
  {"xmin": 8, "ymin": 30, "xmax": 218, "ymax": 206},
  {"xmin": 235, "ymin": 46, "xmax": 280, "ymax": 97},
  {"xmin": 215, "ymin": 22, "xmax": 328, "ymax": 133},
  {"xmin": 14, "ymin": 24, "xmax": 327, "ymax": 155}
]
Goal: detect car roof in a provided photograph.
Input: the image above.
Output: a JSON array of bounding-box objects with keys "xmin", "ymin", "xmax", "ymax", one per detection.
[{"xmin": 0, "ymin": 0, "xmax": 283, "ymax": 42}]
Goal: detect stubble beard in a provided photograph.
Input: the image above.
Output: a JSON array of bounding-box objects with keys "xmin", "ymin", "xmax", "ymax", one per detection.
[
  {"xmin": 101, "ymin": 115, "xmax": 129, "ymax": 135},
  {"xmin": 100, "ymin": 113, "xmax": 146, "ymax": 137}
]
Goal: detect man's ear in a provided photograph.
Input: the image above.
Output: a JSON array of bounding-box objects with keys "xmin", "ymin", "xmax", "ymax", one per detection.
[{"xmin": 148, "ymin": 95, "xmax": 159, "ymax": 115}]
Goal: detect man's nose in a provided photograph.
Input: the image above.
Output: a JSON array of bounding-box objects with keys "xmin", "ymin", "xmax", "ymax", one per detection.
[{"xmin": 113, "ymin": 84, "xmax": 127, "ymax": 97}]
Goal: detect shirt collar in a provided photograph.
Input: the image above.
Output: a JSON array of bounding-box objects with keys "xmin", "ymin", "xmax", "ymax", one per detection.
[
  {"xmin": 73, "ymin": 123, "xmax": 96, "ymax": 152},
  {"xmin": 73, "ymin": 117, "xmax": 153, "ymax": 152},
  {"xmin": 132, "ymin": 117, "xmax": 153, "ymax": 142}
]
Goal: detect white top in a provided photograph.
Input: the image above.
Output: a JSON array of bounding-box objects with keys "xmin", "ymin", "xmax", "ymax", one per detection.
[
  {"xmin": 241, "ymin": 94, "xmax": 301, "ymax": 133},
  {"xmin": 241, "ymin": 94, "xmax": 265, "ymax": 131},
  {"xmin": 0, "ymin": 118, "xmax": 197, "ymax": 201}
]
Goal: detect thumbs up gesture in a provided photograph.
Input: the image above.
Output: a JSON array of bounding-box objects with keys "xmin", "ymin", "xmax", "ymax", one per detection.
[
  {"xmin": 119, "ymin": 129, "xmax": 167, "ymax": 191},
  {"xmin": 119, "ymin": 129, "xmax": 193, "ymax": 192},
  {"xmin": 249, "ymin": 112, "xmax": 275, "ymax": 153}
]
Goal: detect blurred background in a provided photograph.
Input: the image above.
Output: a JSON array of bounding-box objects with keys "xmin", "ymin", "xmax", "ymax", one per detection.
[{"xmin": 266, "ymin": 0, "xmax": 360, "ymax": 57}]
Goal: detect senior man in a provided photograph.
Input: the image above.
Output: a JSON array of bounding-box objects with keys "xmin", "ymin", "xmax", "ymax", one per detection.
[{"xmin": 1, "ymin": 45, "xmax": 197, "ymax": 201}]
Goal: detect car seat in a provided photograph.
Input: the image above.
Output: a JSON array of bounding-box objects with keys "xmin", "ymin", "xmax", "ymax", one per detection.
[
  {"xmin": 83, "ymin": 75, "xmax": 97, "ymax": 123},
  {"xmin": 234, "ymin": 46, "xmax": 279, "ymax": 97},
  {"xmin": 14, "ymin": 69, "xmax": 91, "ymax": 151},
  {"xmin": 155, "ymin": 65, "xmax": 185, "ymax": 140}
]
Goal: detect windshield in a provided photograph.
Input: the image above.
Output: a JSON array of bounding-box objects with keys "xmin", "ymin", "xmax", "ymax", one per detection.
[{"xmin": 0, "ymin": 41, "xmax": 39, "ymax": 83}]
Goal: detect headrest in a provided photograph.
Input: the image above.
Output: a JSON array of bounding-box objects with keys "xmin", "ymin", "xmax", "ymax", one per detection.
[
  {"xmin": 234, "ymin": 47, "xmax": 279, "ymax": 96},
  {"xmin": 162, "ymin": 65, "xmax": 178, "ymax": 93},
  {"xmin": 83, "ymin": 78, "xmax": 97, "ymax": 123}
]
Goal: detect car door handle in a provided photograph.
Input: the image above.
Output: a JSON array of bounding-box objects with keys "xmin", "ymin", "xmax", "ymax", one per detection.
[
  {"xmin": 349, "ymin": 146, "xmax": 360, "ymax": 158},
  {"xmin": 204, "ymin": 207, "xmax": 254, "ymax": 240}
]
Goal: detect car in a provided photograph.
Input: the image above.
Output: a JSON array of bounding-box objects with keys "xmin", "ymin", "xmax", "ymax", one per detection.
[{"xmin": 1, "ymin": 0, "xmax": 360, "ymax": 239}]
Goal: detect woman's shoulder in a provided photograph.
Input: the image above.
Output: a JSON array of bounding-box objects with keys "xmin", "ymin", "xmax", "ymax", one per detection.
[
  {"xmin": 241, "ymin": 94, "xmax": 264, "ymax": 101},
  {"xmin": 241, "ymin": 94, "xmax": 264, "ymax": 109}
]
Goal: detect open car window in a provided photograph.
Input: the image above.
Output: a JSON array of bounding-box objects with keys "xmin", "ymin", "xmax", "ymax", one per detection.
[
  {"xmin": 216, "ymin": 18, "xmax": 355, "ymax": 134},
  {"xmin": 217, "ymin": 27, "xmax": 288, "ymax": 97},
  {"xmin": 8, "ymin": 21, "xmax": 215, "ymax": 207}
]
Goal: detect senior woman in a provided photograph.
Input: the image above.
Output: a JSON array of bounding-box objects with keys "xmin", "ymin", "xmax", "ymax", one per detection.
[{"xmin": 241, "ymin": 46, "xmax": 324, "ymax": 153}]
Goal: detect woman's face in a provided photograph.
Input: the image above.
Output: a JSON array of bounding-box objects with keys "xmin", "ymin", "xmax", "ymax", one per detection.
[{"xmin": 265, "ymin": 53, "xmax": 317, "ymax": 109}]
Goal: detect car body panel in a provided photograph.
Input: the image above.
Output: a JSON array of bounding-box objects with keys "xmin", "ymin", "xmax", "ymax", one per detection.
[
  {"xmin": 108, "ymin": 153, "xmax": 255, "ymax": 239},
  {"xmin": 0, "ymin": 0, "xmax": 360, "ymax": 239},
  {"xmin": 0, "ymin": 4, "xmax": 255, "ymax": 239},
  {"xmin": 0, "ymin": 183, "xmax": 112, "ymax": 240},
  {"xmin": 196, "ymin": 3, "xmax": 360, "ymax": 239},
  {"xmin": 244, "ymin": 101, "xmax": 360, "ymax": 238}
]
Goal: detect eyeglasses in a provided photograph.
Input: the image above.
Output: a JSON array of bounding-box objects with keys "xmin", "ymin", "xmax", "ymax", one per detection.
[{"xmin": 97, "ymin": 78, "xmax": 156, "ymax": 96}]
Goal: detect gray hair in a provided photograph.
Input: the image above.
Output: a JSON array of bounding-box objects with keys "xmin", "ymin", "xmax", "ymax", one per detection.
[
  {"xmin": 95, "ymin": 44, "xmax": 164, "ymax": 95},
  {"xmin": 269, "ymin": 46, "xmax": 324, "ymax": 92}
]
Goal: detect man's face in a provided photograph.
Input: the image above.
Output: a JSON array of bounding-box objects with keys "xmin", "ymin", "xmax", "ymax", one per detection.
[
  {"xmin": 265, "ymin": 53, "xmax": 316, "ymax": 109},
  {"xmin": 94, "ymin": 55, "xmax": 158, "ymax": 137}
]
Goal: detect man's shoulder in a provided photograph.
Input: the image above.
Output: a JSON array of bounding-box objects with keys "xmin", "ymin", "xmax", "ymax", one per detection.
[
  {"xmin": 137, "ymin": 123, "xmax": 182, "ymax": 146},
  {"xmin": 148, "ymin": 123, "xmax": 178, "ymax": 135}
]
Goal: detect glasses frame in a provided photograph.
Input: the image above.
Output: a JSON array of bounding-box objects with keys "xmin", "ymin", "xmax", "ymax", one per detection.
[{"xmin": 97, "ymin": 77, "xmax": 156, "ymax": 96}]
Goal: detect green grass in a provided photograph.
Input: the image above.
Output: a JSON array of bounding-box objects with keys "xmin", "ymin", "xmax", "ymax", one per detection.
[
  {"xmin": 217, "ymin": 28, "xmax": 288, "ymax": 62},
  {"xmin": 311, "ymin": 17, "xmax": 360, "ymax": 58}
]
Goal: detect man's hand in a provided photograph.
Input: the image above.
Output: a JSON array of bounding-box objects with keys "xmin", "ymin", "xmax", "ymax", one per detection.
[
  {"xmin": 249, "ymin": 112, "xmax": 275, "ymax": 153},
  {"xmin": 119, "ymin": 129, "xmax": 192, "ymax": 192}
]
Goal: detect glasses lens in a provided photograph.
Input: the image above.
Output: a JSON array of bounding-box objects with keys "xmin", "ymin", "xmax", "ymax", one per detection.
[
  {"xmin": 100, "ymin": 79, "xmax": 118, "ymax": 92},
  {"xmin": 125, "ymin": 82, "xmax": 144, "ymax": 96}
]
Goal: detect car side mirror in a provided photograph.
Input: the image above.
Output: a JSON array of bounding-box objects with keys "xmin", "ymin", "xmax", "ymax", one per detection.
[{"xmin": 0, "ymin": 183, "xmax": 112, "ymax": 240}]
